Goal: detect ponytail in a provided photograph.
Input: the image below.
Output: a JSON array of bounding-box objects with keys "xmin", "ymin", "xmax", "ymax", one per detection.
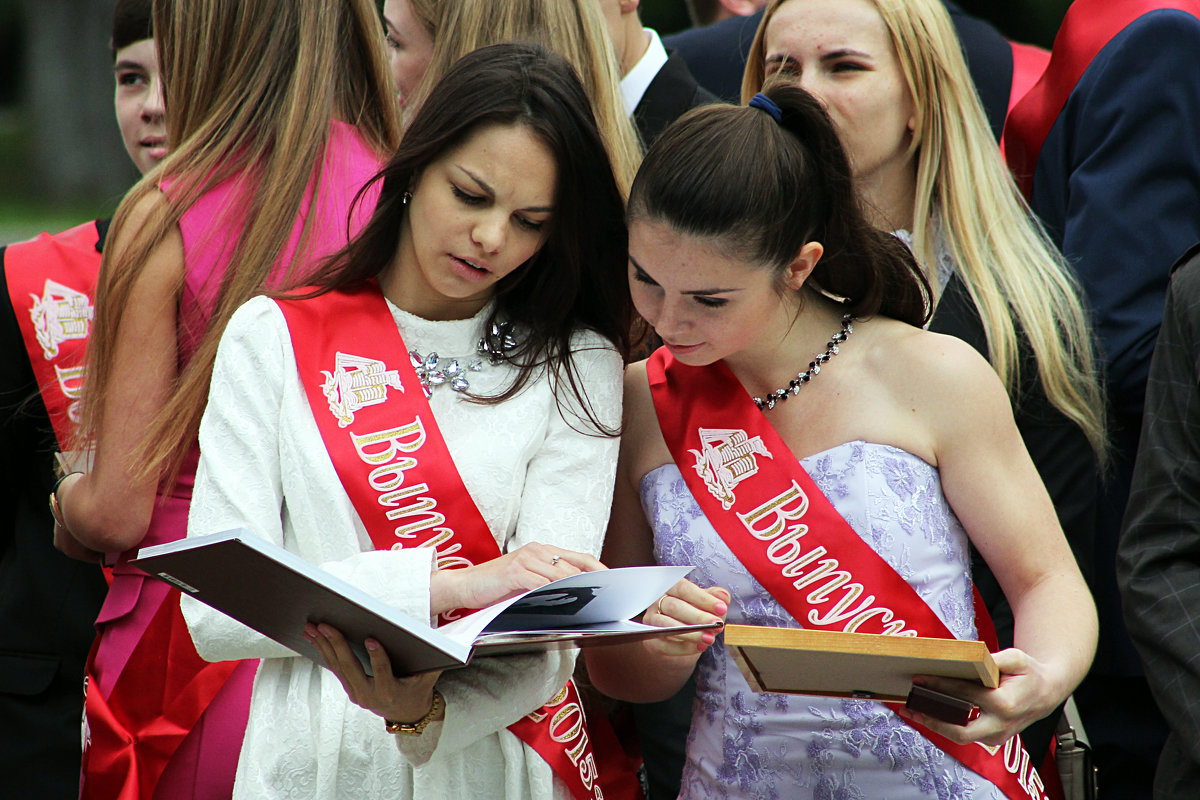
[{"xmin": 629, "ymin": 82, "xmax": 930, "ymax": 326}]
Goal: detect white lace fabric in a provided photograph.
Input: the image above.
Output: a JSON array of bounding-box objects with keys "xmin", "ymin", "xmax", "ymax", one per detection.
[{"xmin": 182, "ymin": 295, "xmax": 623, "ymax": 799}]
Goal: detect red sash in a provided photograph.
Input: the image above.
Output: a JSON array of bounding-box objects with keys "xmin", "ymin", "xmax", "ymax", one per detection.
[
  {"xmin": 4, "ymin": 220, "xmax": 101, "ymax": 444},
  {"xmin": 997, "ymin": 41, "xmax": 1050, "ymax": 161},
  {"xmin": 648, "ymin": 349, "xmax": 1056, "ymax": 800},
  {"xmin": 1004, "ymin": 0, "xmax": 1200, "ymax": 198},
  {"xmin": 276, "ymin": 283, "xmax": 641, "ymax": 800},
  {"xmin": 81, "ymin": 590, "xmax": 244, "ymax": 800},
  {"xmin": 6, "ymin": 224, "xmax": 249, "ymax": 798}
]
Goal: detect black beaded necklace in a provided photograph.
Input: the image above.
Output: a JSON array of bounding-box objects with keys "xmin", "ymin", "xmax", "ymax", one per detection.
[{"xmin": 752, "ymin": 313, "xmax": 855, "ymax": 411}]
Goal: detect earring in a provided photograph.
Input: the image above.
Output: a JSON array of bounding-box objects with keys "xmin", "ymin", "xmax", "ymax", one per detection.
[{"xmin": 402, "ymin": 191, "xmax": 412, "ymax": 205}]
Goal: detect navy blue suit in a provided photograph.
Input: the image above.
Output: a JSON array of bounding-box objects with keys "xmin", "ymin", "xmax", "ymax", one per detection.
[
  {"xmin": 664, "ymin": 2, "xmax": 1015, "ymax": 141},
  {"xmin": 1005, "ymin": 3, "xmax": 1200, "ymax": 797}
]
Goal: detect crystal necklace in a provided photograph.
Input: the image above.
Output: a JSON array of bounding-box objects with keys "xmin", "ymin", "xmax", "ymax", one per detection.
[
  {"xmin": 408, "ymin": 321, "xmax": 519, "ymax": 398},
  {"xmin": 753, "ymin": 313, "xmax": 854, "ymax": 411}
]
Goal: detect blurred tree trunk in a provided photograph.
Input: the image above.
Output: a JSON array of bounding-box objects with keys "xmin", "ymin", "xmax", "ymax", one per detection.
[{"xmin": 19, "ymin": 0, "xmax": 137, "ymax": 205}]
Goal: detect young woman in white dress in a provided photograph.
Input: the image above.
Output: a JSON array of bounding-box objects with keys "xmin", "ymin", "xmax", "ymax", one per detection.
[{"xmin": 182, "ymin": 44, "xmax": 637, "ymax": 800}]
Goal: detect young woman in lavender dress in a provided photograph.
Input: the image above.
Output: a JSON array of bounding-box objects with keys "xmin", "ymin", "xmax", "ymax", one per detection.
[{"xmin": 586, "ymin": 83, "xmax": 1096, "ymax": 800}]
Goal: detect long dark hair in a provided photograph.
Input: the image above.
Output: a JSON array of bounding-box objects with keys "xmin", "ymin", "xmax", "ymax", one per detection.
[
  {"xmin": 304, "ymin": 43, "xmax": 633, "ymax": 434},
  {"xmin": 628, "ymin": 82, "xmax": 930, "ymax": 326}
]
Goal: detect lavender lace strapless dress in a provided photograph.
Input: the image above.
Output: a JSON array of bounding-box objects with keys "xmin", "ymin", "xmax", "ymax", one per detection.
[{"xmin": 641, "ymin": 441, "xmax": 1006, "ymax": 800}]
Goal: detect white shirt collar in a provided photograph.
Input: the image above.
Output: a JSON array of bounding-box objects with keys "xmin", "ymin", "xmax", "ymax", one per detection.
[{"xmin": 620, "ymin": 28, "xmax": 669, "ymax": 116}]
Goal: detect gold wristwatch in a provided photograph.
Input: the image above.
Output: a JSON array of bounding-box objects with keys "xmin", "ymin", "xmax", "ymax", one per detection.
[{"xmin": 384, "ymin": 688, "xmax": 443, "ymax": 735}]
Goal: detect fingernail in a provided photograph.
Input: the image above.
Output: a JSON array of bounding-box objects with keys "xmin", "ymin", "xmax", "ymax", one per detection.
[
  {"xmin": 714, "ymin": 602, "xmax": 728, "ymax": 615},
  {"xmin": 366, "ymin": 640, "xmax": 378, "ymax": 651},
  {"xmin": 701, "ymin": 632, "xmax": 716, "ymax": 644}
]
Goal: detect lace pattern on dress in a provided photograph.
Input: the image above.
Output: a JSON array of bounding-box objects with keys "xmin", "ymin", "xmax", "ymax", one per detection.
[{"xmin": 643, "ymin": 441, "xmax": 1000, "ymax": 800}]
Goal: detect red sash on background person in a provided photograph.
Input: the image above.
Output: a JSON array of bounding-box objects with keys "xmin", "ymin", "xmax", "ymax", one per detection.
[
  {"xmin": 276, "ymin": 282, "xmax": 642, "ymax": 800},
  {"xmin": 1003, "ymin": 0, "xmax": 1200, "ymax": 199},
  {"xmin": 6, "ymin": 223, "xmax": 248, "ymax": 799},
  {"xmin": 997, "ymin": 41, "xmax": 1049, "ymax": 161},
  {"xmin": 647, "ymin": 349, "xmax": 1060, "ymax": 800},
  {"xmin": 5, "ymin": 220, "xmax": 102, "ymax": 444}
]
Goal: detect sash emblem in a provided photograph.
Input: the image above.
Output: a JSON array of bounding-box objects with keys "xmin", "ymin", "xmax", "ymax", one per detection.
[
  {"xmin": 689, "ymin": 427, "xmax": 773, "ymax": 510},
  {"xmin": 29, "ymin": 279, "xmax": 93, "ymax": 359},
  {"xmin": 321, "ymin": 351, "xmax": 403, "ymax": 427}
]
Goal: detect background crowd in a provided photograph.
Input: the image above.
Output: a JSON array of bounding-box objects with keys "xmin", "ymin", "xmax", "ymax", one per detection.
[{"xmin": 3, "ymin": 1, "xmax": 1200, "ymax": 799}]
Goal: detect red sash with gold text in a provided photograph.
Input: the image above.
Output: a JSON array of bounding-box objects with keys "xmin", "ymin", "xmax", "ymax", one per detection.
[
  {"xmin": 5, "ymin": 220, "xmax": 101, "ymax": 443},
  {"xmin": 276, "ymin": 283, "xmax": 641, "ymax": 800},
  {"xmin": 648, "ymin": 350, "xmax": 1056, "ymax": 800}
]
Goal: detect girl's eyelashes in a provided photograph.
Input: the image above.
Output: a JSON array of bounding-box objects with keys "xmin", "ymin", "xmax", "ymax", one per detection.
[
  {"xmin": 451, "ymin": 184, "xmax": 485, "ymax": 205},
  {"xmin": 631, "ymin": 266, "xmax": 727, "ymax": 308},
  {"xmin": 632, "ymin": 268, "xmax": 657, "ymax": 285},
  {"xmin": 516, "ymin": 215, "xmax": 545, "ymax": 232},
  {"xmin": 116, "ymin": 70, "xmax": 148, "ymax": 87},
  {"xmin": 452, "ymin": 184, "xmax": 548, "ymax": 232}
]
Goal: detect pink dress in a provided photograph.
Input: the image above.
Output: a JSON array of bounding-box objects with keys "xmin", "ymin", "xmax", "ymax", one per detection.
[{"xmin": 81, "ymin": 120, "xmax": 384, "ymax": 800}]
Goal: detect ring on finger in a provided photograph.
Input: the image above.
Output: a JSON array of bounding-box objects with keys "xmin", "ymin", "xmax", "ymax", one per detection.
[
  {"xmin": 551, "ymin": 555, "xmax": 560, "ymax": 566},
  {"xmin": 655, "ymin": 597, "xmax": 667, "ymax": 616}
]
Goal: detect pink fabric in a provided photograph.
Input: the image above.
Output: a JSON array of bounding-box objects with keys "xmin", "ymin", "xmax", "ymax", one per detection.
[
  {"xmin": 177, "ymin": 119, "xmax": 384, "ymax": 358},
  {"xmin": 84, "ymin": 120, "xmax": 384, "ymax": 799}
]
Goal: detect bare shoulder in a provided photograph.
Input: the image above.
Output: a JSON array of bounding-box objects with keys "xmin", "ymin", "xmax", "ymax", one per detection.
[
  {"xmin": 857, "ymin": 318, "xmax": 1013, "ymax": 458},
  {"xmin": 619, "ymin": 358, "xmax": 672, "ymax": 482},
  {"xmin": 622, "ymin": 359, "xmax": 654, "ymax": 419},
  {"xmin": 107, "ymin": 187, "xmax": 184, "ymax": 286}
]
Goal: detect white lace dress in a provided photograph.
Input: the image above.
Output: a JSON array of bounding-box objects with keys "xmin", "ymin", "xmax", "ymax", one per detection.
[{"xmin": 182, "ymin": 295, "xmax": 622, "ymax": 800}]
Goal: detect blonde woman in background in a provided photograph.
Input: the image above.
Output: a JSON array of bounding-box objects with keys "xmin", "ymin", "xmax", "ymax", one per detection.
[
  {"xmin": 381, "ymin": 0, "xmax": 642, "ymax": 193},
  {"xmin": 50, "ymin": 1, "xmax": 401, "ymax": 797},
  {"xmin": 744, "ymin": 0, "xmax": 1104, "ymax": 757}
]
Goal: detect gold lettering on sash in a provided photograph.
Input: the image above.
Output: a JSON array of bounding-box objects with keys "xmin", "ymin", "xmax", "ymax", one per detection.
[
  {"xmin": 414, "ymin": 528, "xmax": 471, "ymax": 569},
  {"xmin": 55, "ymin": 364, "xmax": 86, "ymax": 423},
  {"xmin": 352, "ymin": 421, "xmax": 426, "ymax": 464},
  {"xmin": 736, "ymin": 481, "xmax": 809, "ymax": 539},
  {"xmin": 737, "ymin": 482, "xmax": 916, "ymax": 635},
  {"xmin": 539, "ymin": 686, "xmax": 602, "ymax": 797},
  {"xmin": 351, "ymin": 420, "xmax": 465, "ymax": 563}
]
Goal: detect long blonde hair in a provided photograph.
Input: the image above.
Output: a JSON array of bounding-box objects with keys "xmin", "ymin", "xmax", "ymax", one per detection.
[
  {"xmin": 744, "ymin": 0, "xmax": 1106, "ymax": 461},
  {"xmin": 80, "ymin": 0, "xmax": 402, "ymax": 485},
  {"xmin": 405, "ymin": 0, "xmax": 642, "ymax": 196}
]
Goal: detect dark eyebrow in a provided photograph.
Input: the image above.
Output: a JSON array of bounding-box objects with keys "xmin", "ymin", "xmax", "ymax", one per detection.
[
  {"xmin": 820, "ymin": 48, "xmax": 873, "ymax": 62},
  {"xmin": 459, "ymin": 166, "xmax": 555, "ymax": 214},
  {"xmin": 629, "ymin": 256, "xmax": 742, "ymax": 295},
  {"xmin": 766, "ymin": 48, "xmax": 873, "ymax": 68}
]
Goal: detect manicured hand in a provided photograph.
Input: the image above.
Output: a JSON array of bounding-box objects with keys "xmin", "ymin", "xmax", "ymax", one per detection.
[
  {"xmin": 898, "ymin": 647, "xmax": 1060, "ymax": 746},
  {"xmin": 304, "ymin": 623, "xmax": 444, "ymax": 724},
  {"xmin": 431, "ymin": 543, "xmax": 605, "ymax": 616},
  {"xmin": 643, "ymin": 579, "xmax": 730, "ymax": 657}
]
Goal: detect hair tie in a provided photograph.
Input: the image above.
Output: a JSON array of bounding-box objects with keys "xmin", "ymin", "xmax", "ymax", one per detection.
[{"xmin": 748, "ymin": 92, "xmax": 783, "ymax": 123}]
